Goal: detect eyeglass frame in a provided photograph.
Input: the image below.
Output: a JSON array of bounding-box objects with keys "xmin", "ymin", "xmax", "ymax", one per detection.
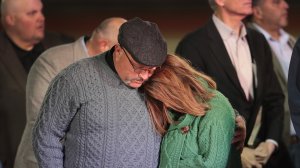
[{"xmin": 121, "ymin": 47, "xmax": 159, "ymax": 75}]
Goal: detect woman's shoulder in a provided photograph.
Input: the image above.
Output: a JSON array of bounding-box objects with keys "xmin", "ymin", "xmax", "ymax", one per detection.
[
  {"xmin": 209, "ymin": 90, "xmax": 234, "ymax": 115},
  {"xmin": 203, "ymin": 90, "xmax": 235, "ymax": 127},
  {"xmin": 197, "ymin": 77, "xmax": 210, "ymax": 89}
]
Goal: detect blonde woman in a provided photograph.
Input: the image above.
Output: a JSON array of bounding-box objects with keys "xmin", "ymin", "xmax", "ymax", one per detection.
[{"xmin": 143, "ymin": 54, "xmax": 235, "ymax": 168}]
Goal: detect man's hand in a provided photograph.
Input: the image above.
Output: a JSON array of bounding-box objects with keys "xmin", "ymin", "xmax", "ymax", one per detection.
[
  {"xmin": 254, "ymin": 142, "xmax": 275, "ymax": 165},
  {"xmin": 241, "ymin": 147, "xmax": 262, "ymax": 168},
  {"xmin": 232, "ymin": 115, "xmax": 246, "ymax": 152}
]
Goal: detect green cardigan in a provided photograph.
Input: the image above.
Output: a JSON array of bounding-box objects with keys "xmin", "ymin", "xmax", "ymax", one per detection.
[{"xmin": 159, "ymin": 87, "xmax": 235, "ymax": 168}]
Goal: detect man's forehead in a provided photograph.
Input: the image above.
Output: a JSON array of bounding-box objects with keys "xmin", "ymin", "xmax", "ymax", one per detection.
[{"xmin": 10, "ymin": 0, "xmax": 43, "ymax": 12}]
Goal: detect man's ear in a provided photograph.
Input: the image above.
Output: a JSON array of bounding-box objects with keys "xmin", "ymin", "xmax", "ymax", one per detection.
[
  {"xmin": 114, "ymin": 44, "xmax": 123, "ymax": 60},
  {"xmin": 5, "ymin": 14, "xmax": 15, "ymax": 26},
  {"xmin": 114, "ymin": 44, "xmax": 121, "ymax": 53},
  {"xmin": 253, "ymin": 7, "xmax": 263, "ymax": 19},
  {"xmin": 215, "ymin": 0, "xmax": 225, "ymax": 7},
  {"xmin": 99, "ymin": 40, "xmax": 109, "ymax": 52}
]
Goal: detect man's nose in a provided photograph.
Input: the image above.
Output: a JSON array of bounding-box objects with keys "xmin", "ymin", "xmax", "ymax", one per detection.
[
  {"xmin": 138, "ymin": 71, "xmax": 151, "ymax": 81},
  {"xmin": 38, "ymin": 12, "xmax": 45, "ymax": 22}
]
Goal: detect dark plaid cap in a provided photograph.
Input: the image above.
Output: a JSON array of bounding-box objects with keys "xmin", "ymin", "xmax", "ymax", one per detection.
[{"xmin": 118, "ymin": 17, "xmax": 167, "ymax": 66}]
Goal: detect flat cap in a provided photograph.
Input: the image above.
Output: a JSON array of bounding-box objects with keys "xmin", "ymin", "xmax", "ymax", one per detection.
[{"xmin": 118, "ymin": 17, "xmax": 167, "ymax": 66}]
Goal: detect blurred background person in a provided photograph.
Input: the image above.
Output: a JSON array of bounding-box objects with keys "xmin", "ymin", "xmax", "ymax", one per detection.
[
  {"xmin": 0, "ymin": 0, "xmax": 73, "ymax": 167},
  {"xmin": 288, "ymin": 38, "xmax": 300, "ymax": 168},
  {"xmin": 248, "ymin": 0, "xmax": 298, "ymax": 167},
  {"xmin": 14, "ymin": 17, "xmax": 126, "ymax": 168},
  {"xmin": 176, "ymin": 0, "xmax": 285, "ymax": 167}
]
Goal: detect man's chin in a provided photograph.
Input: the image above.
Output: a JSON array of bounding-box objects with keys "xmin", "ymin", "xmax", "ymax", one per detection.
[
  {"xmin": 37, "ymin": 34, "xmax": 44, "ymax": 41},
  {"xmin": 32, "ymin": 35, "xmax": 44, "ymax": 44},
  {"xmin": 127, "ymin": 81, "xmax": 143, "ymax": 89}
]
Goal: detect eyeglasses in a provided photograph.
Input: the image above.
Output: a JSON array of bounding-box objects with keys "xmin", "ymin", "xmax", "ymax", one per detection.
[{"xmin": 122, "ymin": 47, "xmax": 158, "ymax": 75}]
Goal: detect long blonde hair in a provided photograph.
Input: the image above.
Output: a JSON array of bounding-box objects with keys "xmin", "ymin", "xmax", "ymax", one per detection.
[{"xmin": 142, "ymin": 54, "xmax": 216, "ymax": 135}]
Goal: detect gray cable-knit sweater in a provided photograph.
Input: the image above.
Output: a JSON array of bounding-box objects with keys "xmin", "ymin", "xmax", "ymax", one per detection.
[{"xmin": 32, "ymin": 54, "xmax": 161, "ymax": 168}]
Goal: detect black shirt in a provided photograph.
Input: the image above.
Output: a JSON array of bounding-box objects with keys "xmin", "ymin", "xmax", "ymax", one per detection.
[
  {"xmin": 6, "ymin": 34, "xmax": 45, "ymax": 73},
  {"xmin": 105, "ymin": 46, "xmax": 117, "ymax": 73}
]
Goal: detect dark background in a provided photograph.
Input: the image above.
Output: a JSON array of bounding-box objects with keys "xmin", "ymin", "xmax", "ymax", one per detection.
[{"xmin": 1, "ymin": 0, "xmax": 300, "ymax": 52}]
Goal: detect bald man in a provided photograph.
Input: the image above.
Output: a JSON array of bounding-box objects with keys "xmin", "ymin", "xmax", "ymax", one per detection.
[
  {"xmin": 13, "ymin": 17, "xmax": 126, "ymax": 168},
  {"xmin": 0, "ymin": 0, "xmax": 73, "ymax": 167}
]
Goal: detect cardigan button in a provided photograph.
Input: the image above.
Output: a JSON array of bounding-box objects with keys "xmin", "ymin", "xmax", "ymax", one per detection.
[{"xmin": 181, "ymin": 126, "xmax": 190, "ymax": 134}]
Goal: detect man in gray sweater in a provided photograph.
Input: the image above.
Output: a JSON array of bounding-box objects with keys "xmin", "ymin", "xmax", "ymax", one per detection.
[
  {"xmin": 15, "ymin": 17, "xmax": 126, "ymax": 168},
  {"xmin": 32, "ymin": 17, "xmax": 167, "ymax": 168}
]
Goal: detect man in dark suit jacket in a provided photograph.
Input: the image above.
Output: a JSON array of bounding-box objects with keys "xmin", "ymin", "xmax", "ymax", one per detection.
[
  {"xmin": 176, "ymin": 0, "xmax": 285, "ymax": 167},
  {"xmin": 289, "ymin": 38, "xmax": 300, "ymax": 137},
  {"xmin": 0, "ymin": 0, "xmax": 73, "ymax": 167},
  {"xmin": 248, "ymin": 0, "xmax": 298, "ymax": 167}
]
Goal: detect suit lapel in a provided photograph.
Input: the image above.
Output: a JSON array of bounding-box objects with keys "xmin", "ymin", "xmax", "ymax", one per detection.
[
  {"xmin": 246, "ymin": 30, "xmax": 261, "ymax": 102},
  {"xmin": 273, "ymin": 36, "xmax": 296, "ymax": 88},
  {"xmin": 206, "ymin": 20, "xmax": 245, "ymax": 95},
  {"xmin": 272, "ymin": 50, "xmax": 286, "ymax": 85},
  {"xmin": 288, "ymin": 35, "xmax": 296, "ymax": 48},
  {"xmin": 0, "ymin": 34, "xmax": 27, "ymax": 91}
]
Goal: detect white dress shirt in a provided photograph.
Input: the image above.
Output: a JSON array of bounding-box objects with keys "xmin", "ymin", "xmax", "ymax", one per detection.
[{"xmin": 213, "ymin": 15, "xmax": 253, "ymax": 100}]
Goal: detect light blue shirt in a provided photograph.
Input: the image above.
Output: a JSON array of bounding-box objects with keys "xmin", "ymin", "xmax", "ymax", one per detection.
[
  {"xmin": 253, "ymin": 23, "xmax": 292, "ymax": 80},
  {"xmin": 253, "ymin": 23, "xmax": 296, "ymax": 135}
]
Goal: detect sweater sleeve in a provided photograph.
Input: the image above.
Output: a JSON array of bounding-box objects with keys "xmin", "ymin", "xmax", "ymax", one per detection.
[
  {"xmin": 180, "ymin": 91, "xmax": 235, "ymax": 168},
  {"xmin": 32, "ymin": 73, "xmax": 80, "ymax": 168}
]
